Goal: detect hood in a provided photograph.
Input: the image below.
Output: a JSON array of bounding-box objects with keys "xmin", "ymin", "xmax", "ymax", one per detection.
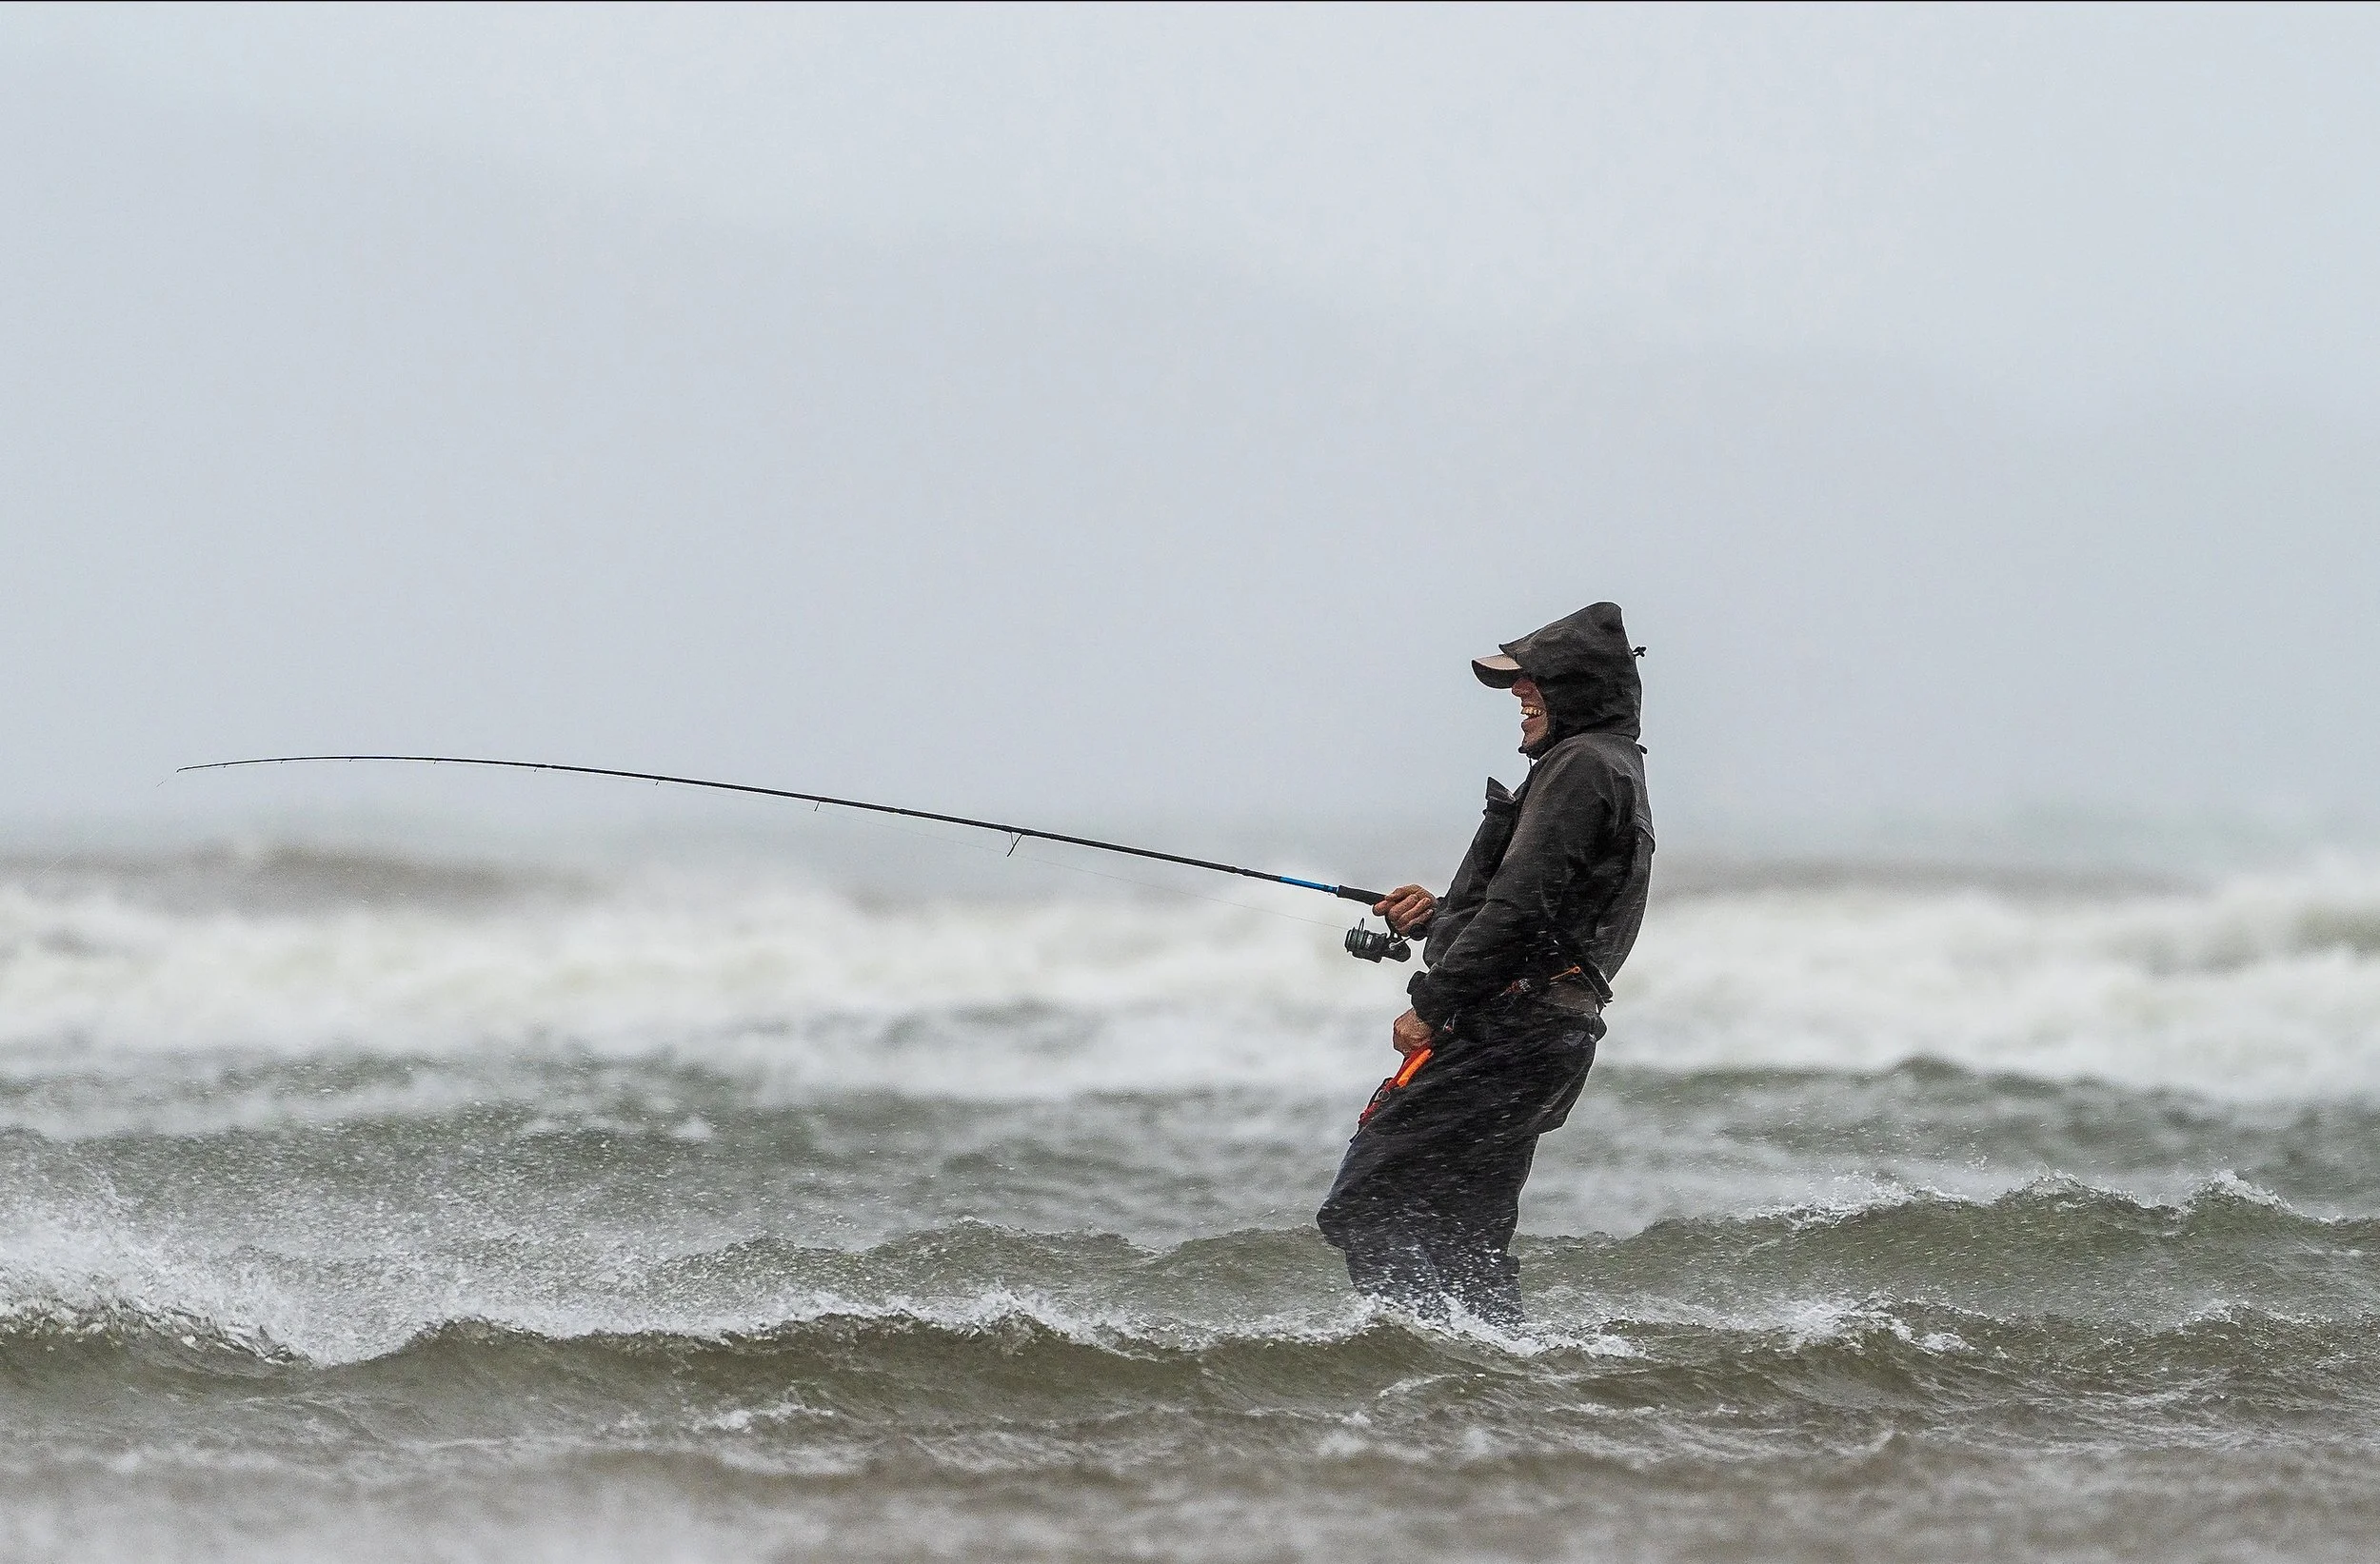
[{"xmin": 1500, "ymin": 602, "xmax": 1641, "ymax": 752}]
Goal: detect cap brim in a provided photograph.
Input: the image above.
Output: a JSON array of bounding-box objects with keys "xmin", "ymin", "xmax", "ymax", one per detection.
[{"xmin": 1472, "ymin": 653, "xmax": 1523, "ymax": 688}]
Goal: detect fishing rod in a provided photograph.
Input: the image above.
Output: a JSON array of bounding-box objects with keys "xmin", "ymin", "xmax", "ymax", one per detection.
[{"xmin": 176, "ymin": 754, "xmax": 1417, "ymax": 961}]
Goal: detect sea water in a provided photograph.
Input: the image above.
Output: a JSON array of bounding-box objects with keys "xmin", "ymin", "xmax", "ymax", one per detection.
[{"xmin": 2, "ymin": 833, "xmax": 2376, "ymax": 1560}]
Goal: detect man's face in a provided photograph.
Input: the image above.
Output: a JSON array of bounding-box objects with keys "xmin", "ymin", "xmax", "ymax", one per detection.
[{"xmin": 1513, "ymin": 676, "xmax": 1550, "ymax": 749}]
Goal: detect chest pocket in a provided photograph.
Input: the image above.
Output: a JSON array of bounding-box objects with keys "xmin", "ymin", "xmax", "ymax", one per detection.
[
  {"xmin": 1430, "ymin": 779, "xmax": 1524, "ymax": 950},
  {"xmin": 1467, "ymin": 778, "xmax": 1522, "ymax": 880}
]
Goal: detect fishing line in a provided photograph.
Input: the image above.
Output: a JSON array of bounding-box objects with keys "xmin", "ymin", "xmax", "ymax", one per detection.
[
  {"xmin": 758, "ymin": 784, "xmax": 1344, "ymax": 931},
  {"xmin": 174, "ymin": 754, "xmax": 1390, "ymax": 943}
]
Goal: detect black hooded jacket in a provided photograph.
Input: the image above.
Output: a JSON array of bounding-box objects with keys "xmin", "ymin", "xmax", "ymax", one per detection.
[{"xmin": 1405, "ymin": 603, "xmax": 1655, "ymax": 1030}]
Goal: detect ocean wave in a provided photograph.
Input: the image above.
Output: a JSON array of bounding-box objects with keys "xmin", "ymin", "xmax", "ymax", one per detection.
[
  {"xmin": 1, "ymin": 1180, "xmax": 2371, "ymax": 1373},
  {"xmin": 6, "ymin": 854, "xmax": 2380, "ymax": 1097},
  {"xmin": 0, "ymin": 874, "xmax": 1389, "ymax": 1086},
  {"xmin": 10, "ymin": 1057, "xmax": 2380, "ymax": 1235},
  {"xmin": 1527, "ymin": 1174, "xmax": 2380, "ymax": 1328},
  {"xmin": 1618, "ymin": 857, "xmax": 2380, "ymax": 1095},
  {"xmin": 0, "ymin": 843, "xmax": 570, "ymax": 912},
  {"xmin": 4, "ymin": 1289, "xmax": 2375, "ymax": 1463}
]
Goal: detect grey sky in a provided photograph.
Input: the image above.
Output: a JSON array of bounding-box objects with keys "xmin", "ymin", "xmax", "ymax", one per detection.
[
  {"xmin": 24, "ymin": 2, "xmax": 2380, "ymax": 412},
  {"xmin": 3, "ymin": 3, "xmax": 2375, "ymax": 845}
]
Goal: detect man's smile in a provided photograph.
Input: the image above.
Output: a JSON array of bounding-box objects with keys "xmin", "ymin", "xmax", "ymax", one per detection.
[{"xmin": 1517, "ymin": 679, "xmax": 1550, "ymax": 744}]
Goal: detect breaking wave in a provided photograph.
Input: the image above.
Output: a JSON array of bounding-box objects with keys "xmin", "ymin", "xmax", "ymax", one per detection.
[
  {"xmin": 3, "ymin": 1179, "xmax": 2371, "ymax": 1368},
  {"xmin": 6, "ymin": 847, "xmax": 2380, "ymax": 1098}
]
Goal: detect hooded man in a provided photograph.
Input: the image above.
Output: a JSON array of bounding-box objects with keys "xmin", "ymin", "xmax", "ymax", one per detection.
[{"xmin": 1316, "ymin": 602, "xmax": 1654, "ymax": 1326}]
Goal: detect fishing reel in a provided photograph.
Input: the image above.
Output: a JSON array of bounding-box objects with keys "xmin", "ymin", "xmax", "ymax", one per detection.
[{"xmin": 1343, "ymin": 921, "xmax": 1411, "ymax": 963}]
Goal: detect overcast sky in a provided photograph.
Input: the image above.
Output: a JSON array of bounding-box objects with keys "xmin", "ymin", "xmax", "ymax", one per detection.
[
  {"xmin": 21, "ymin": 2, "xmax": 2380, "ymax": 413},
  {"xmin": 3, "ymin": 3, "xmax": 2375, "ymax": 852}
]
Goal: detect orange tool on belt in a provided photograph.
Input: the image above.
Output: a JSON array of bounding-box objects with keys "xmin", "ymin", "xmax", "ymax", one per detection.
[{"xmin": 1358, "ymin": 1046, "xmax": 1432, "ymax": 1128}]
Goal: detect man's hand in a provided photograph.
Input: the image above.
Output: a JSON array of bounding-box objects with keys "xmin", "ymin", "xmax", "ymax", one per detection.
[
  {"xmin": 1391, "ymin": 1008, "xmax": 1435, "ymax": 1058},
  {"xmin": 1372, "ymin": 884, "xmax": 1438, "ymax": 937}
]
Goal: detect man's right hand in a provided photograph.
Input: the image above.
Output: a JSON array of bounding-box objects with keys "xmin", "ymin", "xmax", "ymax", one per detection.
[
  {"xmin": 1391, "ymin": 1008, "xmax": 1436, "ymax": 1058},
  {"xmin": 1372, "ymin": 884, "xmax": 1437, "ymax": 937}
]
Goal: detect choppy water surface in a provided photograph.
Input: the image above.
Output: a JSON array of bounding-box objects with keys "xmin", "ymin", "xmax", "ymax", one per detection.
[{"xmin": 4, "ymin": 843, "xmax": 2378, "ymax": 1561}]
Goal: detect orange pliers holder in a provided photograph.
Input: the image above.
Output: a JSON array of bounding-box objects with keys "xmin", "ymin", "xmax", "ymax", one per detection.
[{"xmin": 1358, "ymin": 1046, "xmax": 1433, "ymax": 1128}]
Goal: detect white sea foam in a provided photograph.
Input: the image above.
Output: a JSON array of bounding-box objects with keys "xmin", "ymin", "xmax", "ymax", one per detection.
[
  {"xmin": 1620, "ymin": 857, "xmax": 2380, "ymax": 1097},
  {"xmin": 0, "ymin": 874, "xmax": 1390, "ymax": 1097},
  {"xmin": 4, "ymin": 854, "xmax": 2379, "ymax": 1099}
]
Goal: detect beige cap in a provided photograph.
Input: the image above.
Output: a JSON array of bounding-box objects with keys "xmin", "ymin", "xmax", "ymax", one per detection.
[{"xmin": 1471, "ymin": 652, "xmax": 1523, "ymax": 688}]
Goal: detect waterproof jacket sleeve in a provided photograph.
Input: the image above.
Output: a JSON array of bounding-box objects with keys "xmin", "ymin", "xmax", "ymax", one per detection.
[{"xmin": 1405, "ymin": 741, "xmax": 1618, "ymax": 1029}]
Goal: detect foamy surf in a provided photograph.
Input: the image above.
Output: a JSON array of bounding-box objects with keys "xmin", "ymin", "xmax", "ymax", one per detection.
[
  {"xmin": 3, "ymin": 841, "xmax": 2378, "ymax": 1561},
  {"xmin": 6, "ymin": 848, "xmax": 2380, "ymax": 1097}
]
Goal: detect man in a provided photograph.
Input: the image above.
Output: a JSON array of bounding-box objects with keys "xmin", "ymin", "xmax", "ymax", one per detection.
[{"xmin": 1317, "ymin": 602, "xmax": 1653, "ymax": 1326}]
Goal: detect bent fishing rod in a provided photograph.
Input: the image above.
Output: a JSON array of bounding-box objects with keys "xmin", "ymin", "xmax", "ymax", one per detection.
[{"xmin": 177, "ymin": 754, "xmax": 1417, "ymax": 961}]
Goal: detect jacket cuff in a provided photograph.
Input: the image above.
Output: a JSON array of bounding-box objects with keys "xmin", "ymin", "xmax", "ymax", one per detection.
[{"xmin": 1407, "ymin": 972, "xmax": 1458, "ymax": 1029}]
